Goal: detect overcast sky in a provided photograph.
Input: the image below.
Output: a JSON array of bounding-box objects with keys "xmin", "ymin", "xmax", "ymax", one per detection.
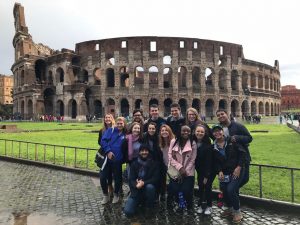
[{"xmin": 1, "ymin": 0, "xmax": 299, "ymax": 88}]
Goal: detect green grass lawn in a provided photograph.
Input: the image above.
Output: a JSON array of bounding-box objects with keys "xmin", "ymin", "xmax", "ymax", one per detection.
[{"xmin": 1, "ymin": 122, "xmax": 300, "ymax": 203}]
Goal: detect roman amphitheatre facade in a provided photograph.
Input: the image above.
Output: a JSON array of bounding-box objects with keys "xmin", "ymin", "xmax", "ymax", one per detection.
[{"xmin": 12, "ymin": 3, "xmax": 281, "ymax": 120}]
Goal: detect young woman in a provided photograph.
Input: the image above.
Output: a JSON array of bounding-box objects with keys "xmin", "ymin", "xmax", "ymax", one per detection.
[
  {"xmin": 167, "ymin": 125, "xmax": 197, "ymax": 209},
  {"xmin": 98, "ymin": 113, "xmax": 115, "ymax": 197},
  {"xmin": 158, "ymin": 124, "xmax": 175, "ymax": 201},
  {"xmin": 142, "ymin": 122, "xmax": 160, "ymax": 161},
  {"xmin": 211, "ymin": 124, "xmax": 246, "ymax": 223},
  {"xmin": 125, "ymin": 122, "xmax": 143, "ymax": 163},
  {"xmin": 100, "ymin": 117, "xmax": 127, "ymax": 205},
  {"xmin": 194, "ymin": 125, "xmax": 214, "ymax": 215}
]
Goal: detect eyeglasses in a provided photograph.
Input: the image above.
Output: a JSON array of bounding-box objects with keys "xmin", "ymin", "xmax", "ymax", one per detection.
[{"xmin": 134, "ymin": 114, "xmax": 142, "ymax": 117}]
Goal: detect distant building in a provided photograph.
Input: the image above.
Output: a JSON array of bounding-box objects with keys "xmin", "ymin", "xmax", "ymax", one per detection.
[
  {"xmin": 281, "ymin": 85, "xmax": 300, "ymax": 110},
  {"xmin": 0, "ymin": 74, "xmax": 14, "ymax": 105}
]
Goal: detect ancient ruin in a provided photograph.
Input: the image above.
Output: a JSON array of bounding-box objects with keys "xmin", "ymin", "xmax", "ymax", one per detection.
[{"xmin": 12, "ymin": 3, "xmax": 281, "ymax": 120}]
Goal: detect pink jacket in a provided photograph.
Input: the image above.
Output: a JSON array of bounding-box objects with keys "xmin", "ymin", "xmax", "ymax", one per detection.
[{"xmin": 168, "ymin": 138, "xmax": 197, "ymax": 176}]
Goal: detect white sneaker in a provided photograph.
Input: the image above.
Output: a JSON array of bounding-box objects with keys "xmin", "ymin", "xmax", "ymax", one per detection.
[
  {"xmin": 101, "ymin": 195, "xmax": 109, "ymax": 205},
  {"xmin": 204, "ymin": 207, "xmax": 212, "ymax": 215},
  {"xmin": 112, "ymin": 195, "xmax": 119, "ymax": 204},
  {"xmin": 197, "ymin": 206, "xmax": 203, "ymax": 213}
]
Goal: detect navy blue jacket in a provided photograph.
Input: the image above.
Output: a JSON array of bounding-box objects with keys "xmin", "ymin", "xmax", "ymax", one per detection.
[{"xmin": 166, "ymin": 116, "xmax": 185, "ymax": 138}]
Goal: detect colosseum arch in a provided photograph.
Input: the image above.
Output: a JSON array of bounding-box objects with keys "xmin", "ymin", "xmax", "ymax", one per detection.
[
  {"xmin": 178, "ymin": 98, "xmax": 187, "ymax": 116},
  {"xmin": 93, "ymin": 68, "xmax": 101, "ymax": 85},
  {"xmin": 80, "ymin": 99, "xmax": 88, "ymax": 116},
  {"xmin": 72, "ymin": 56, "xmax": 81, "ymax": 78},
  {"xmin": 242, "ymin": 71, "xmax": 248, "ymax": 90},
  {"xmin": 163, "ymin": 67, "xmax": 172, "ymax": 88},
  {"xmin": 241, "ymin": 100, "xmax": 249, "ymax": 116},
  {"xmin": 250, "ymin": 73, "xmax": 256, "ymax": 88},
  {"xmin": 149, "ymin": 66, "xmax": 159, "ymax": 88},
  {"xmin": 205, "ymin": 99, "xmax": 214, "ymax": 117},
  {"xmin": 251, "ymin": 101, "xmax": 257, "ymax": 115},
  {"xmin": 79, "ymin": 69, "xmax": 88, "ymax": 83},
  {"xmin": 48, "ymin": 70, "xmax": 53, "ymax": 85},
  {"xmin": 265, "ymin": 76, "xmax": 269, "ymax": 89},
  {"xmin": 44, "ymin": 88, "xmax": 55, "ymax": 115},
  {"xmin": 56, "ymin": 100, "xmax": 64, "ymax": 116},
  {"xmin": 106, "ymin": 98, "xmax": 115, "ymax": 115},
  {"xmin": 231, "ymin": 70, "xmax": 239, "ymax": 91},
  {"xmin": 219, "ymin": 99, "xmax": 227, "ymax": 111},
  {"xmin": 35, "ymin": 59, "xmax": 47, "ymax": 83},
  {"xmin": 149, "ymin": 98, "xmax": 158, "ymax": 108},
  {"xmin": 68, "ymin": 99, "xmax": 77, "ymax": 119},
  {"xmin": 164, "ymin": 98, "xmax": 172, "ymax": 116},
  {"xmin": 192, "ymin": 67, "xmax": 201, "ymax": 91},
  {"xmin": 163, "ymin": 55, "xmax": 172, "ymax": 64},
  {"xmin": 94, "ymin": 100, "xmax": 103, "ymax": 118},
  {"xmin": 134, "ymin": 66, "xmax": 144, "ymax": 86},
  {"xmin": 205, "ymin": 68, "xmax": 214, "ymax": 90},
  {"xmin": 135, "ymin": 99, "xmax": 143, "ymax": 109},
  {"xmin": 178, "ymin": 66, "xmax": 187, "ymax": 88},
  {"xmin": 219, "ymin": 69, "xmax": 227, "ymax": 91},
  {"xmin": 265, "ymin": 102, "xmax": 270, "ymax": 116},
  {"xmin": 258, "ymin": 75, "xmax": 263, "ymax": 89},
  {"xmin": 192, "ymin": 99, "xmax": 201, "ymax": 113},
  {"xmin": 258, "ymin": 101, "xmax": 264, "ymax": 115},
  {"xmin": 27, "ymin": 99, "xmax": 33, "ymax": 119},
  {"xmin": 120, "ymin": 98, "xmax": 130, "ymax": 117},
  {"xmin": 20, "ymin": 70, "xmax": 25, "ymax": 86},
  {"xmin": 231, "ymin": 99, "xmax": 239, "ymax": 117},
  {"xmin": 56, "ymin": 67, "xmax": 64, "ymax": 83},
  {"xmin": 120, "ymin": 66, "xmax": 129, "ymax": 88},
  {"xmin": 106, "ymin": 68, "xmax": 115, "ymax": 87}
]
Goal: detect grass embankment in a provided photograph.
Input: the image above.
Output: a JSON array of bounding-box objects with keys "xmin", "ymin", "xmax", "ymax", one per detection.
[{"xmin": 0, "ymin": 122, "xmax": 299, "ymax": 203}]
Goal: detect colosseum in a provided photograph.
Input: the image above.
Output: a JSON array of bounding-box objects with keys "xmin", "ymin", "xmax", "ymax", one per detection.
[{"xmin": 12, "ymin": 3, "xmax": 281, "ymax": 120}]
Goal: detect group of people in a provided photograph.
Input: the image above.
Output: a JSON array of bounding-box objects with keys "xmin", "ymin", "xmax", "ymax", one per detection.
[{"xmin": 98, "ymin": 103, "xmax": 252, "ymax": 223}]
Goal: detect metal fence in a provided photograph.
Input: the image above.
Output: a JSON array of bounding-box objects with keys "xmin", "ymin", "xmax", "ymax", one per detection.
[{"xmin": 0, "ymin": 138, "xmax": 299, "ymax": 203}]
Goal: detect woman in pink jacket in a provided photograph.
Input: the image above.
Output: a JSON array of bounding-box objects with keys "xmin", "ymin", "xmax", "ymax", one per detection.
[{"xmin": 167, "ymin": 125, "xmax": 197, "ymax": 209}]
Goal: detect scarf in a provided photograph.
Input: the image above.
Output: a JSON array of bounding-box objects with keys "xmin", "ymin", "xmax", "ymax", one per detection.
[{"xmin": 126, "ymin": 134, "xmax": 140, "ymax": 161}]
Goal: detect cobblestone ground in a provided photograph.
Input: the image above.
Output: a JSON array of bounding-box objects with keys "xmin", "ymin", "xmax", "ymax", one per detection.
[{"xmin": 0, "ymin": 160, "xmax": 299, "ymax": 225}]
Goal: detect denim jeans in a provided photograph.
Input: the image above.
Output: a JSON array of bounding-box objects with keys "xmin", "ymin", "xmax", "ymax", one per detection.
[
  {"xmin": 100, "ymin": 160, "xmax": 122, "ymax": 195},
  {"xmin": 168, "ymin": 176, "xmax": 195, "ymax": 208},
  {"xmin": 219, "ymin": 169, "xmax": 244, "ymax": 211},
  {"xmin": 239, "ymin": 163, "xmax": 249, "ymax": 188},
  {"xmin": 124, "ymin": 184, "xmax": 156, "ymax": 216}
]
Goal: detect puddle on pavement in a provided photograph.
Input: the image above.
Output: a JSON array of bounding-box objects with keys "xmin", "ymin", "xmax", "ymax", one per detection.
[{"xmin": 3, "ymin": 212, "xmax": 83, "ymax": 225}]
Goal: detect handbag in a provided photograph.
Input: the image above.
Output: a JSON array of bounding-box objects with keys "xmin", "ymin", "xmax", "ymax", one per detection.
[
  {"xmin": 167, "ymin": 163, "xmax": 181, "ymax": 180},
  {"xmin": 95, "ymin": 148, "xmax": 108, "ymax": 170}
]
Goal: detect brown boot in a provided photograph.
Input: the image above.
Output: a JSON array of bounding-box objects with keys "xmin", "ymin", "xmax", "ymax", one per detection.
[{"xmin": 221, "ymin": 208, "xmax": 233, "ymax": 218}]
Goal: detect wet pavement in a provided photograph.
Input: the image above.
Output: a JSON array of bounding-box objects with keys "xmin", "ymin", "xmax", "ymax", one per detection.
[{"xmin": 0, "ymin": 160, "xmax": 300, "ymax": 225}]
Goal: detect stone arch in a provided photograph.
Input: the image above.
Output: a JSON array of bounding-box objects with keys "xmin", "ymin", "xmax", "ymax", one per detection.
[
  {"xmin": 44, "ymin": 88, "xmax": 55, "ymax": 115},
  {"xmin": 250, "ymin": 73, "xmax": 256, "ymax": 87},
  {"xmin": 135, "ymin": 99, "xmax": 143, "ymax": 109},
  {"xmin": 68, "ymin": 99, "xmax": 77, "ymax": 119},
  {"xmin": 265, "ymin": 102, "xmax": 270, "ymax": 116},
  {"xmin": 163, "ymin": 67, "xmax": 172, "ymax": 88},
  {"xmin": 259, "ymin": 101, "xmax": 264, "ymax": 115},
  {"xmin": 231, "ymin": 99, "xmax": 239, "ymax": 117},
  {"xmin": 265, "ymin": 76, "xmax": 269, "ymax": 89},
  {"xmin": 80, "ymin": 99, "xmax": 88, "ymax": 116},
  {"xmin": 94, "ymin": 100, "xmax": 103, "ymax": 118},
  {"xmin": 134, "ymin": 66, "xmax": 144, "ymax": 86},
  {"xmin": 219, "ymin": 69, "xmax": 227, "ymax": 91},
  {"xmin": 56, "ymin": 67, "xmax": 64, "ymax": 83},
  {"xmin": 219, "ymin": 99, "xmax": 227, "ymax": 111},
  {"xmin": 56, "ymin": 100, "xmax": 64, "ymax": 116},
  {"xmin": 80, "ymin": 69, "xmax": 89, "ymax": 83},
  {"xmin": 192, "ymin": 99, "xmax": 201, "ymax": 114},
  {"xmin": 178, "ymin": 66, "xmax": 187, "ymax": 88},
  {"xmin": 72, "ymin": 56, "xmax": 81, "ymax": 78},
  {"xmin": 205, "ymin": 99, "xmax": 214, "ymax": 117},
  {"xmin": 205, "ymin": 68, "xmax": 214, "ymax": 88},
  {"xmin": 241, "ymin": 100, "xmax": 249, "ymax": 116},
  {"xmin": 178, "ymin": 98, "xmax": 187, "ymax": 116},
  {"xmin": 251, "ymin": 101, "xmax": 257, "ymax": 115},
  {"xmin": 106, "ymin": 98, "xmax": 115, "ymax": 115},
  {"xmin": 242, "ymin": 71, "xmax": 248, "ymax": 90},
  {"xmin": 120, "ymin": 66, "xmax": 129, "ymax": 87},
  {"xmin": 20, "ymin": 70, "xmax": 25, "ymax": 86},
  {"xmin": 35, "ymin": 59, "xmax": 46, "ymax": 82},
  {"xmin": 120, "ymin": 98, "xmax": 129, "ymax": 117},
  {"xmin": 271, "ymin": 102, "xmax": 274, "ymax": 115},
  {"xmin": 93, "ymin": 68, "xmax": 101, "ymax": 85},
  {"xmin": 163, "ymin": 55, "xmax": 172, "ymax": 64},
  {"xmin": 48, "ymin": 70, "xmax": 53, "ymax": 85},
  {"xmin": 27, "ymin": 99, "xmax": 33, "ymax": 119},
  {"xmin": 192, "ymin": 67, "xmax": 201, "ymax": 90},
  {"xmin": 149, "ymin": 66, "xmax": 158, "ymax": 87},
  {"xmin": 258, "ymin": 75, "xmax": 263, "ymax": 89},
  {"xmin": 231, "ymin": 70, "xmax": 238, "ymax": 91},
  {"xmin": 164, "ymin": 98, "xmax": 172, "ymax": 116},
  {"xmin": 106, "ymin": 68, "xmax": 115, "ymax": 87}
]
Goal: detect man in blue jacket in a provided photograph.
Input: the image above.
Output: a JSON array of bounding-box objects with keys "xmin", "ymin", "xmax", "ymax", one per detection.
[{"xmin": 216, "ymin": 109, "xmax": 252, "ymax": 187}]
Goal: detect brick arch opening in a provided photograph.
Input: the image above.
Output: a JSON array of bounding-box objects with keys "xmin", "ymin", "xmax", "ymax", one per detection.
[
  {"xmin": 163, "ymin": 67, "xmax": 172, "ymax": 88},
  {"xmin": 56, "ymin": 67, "xmax": 64, "ymax": 83},
  {"xmin": 192, "ymin": 99, "xmax": 201, "ymax": 114},
  {"xmin": 205, "ymin": 99, "xmax": 214, "ymax": 117},
  {"xmin": 35, "ymin": 59, "xmax": 46, "ymax": 83},
  {"xmin": 120, "ymin": 66, "xmax": 129, "ymax": 87},
  {"xmin": 251, "ymin": 101, "xmax": 257, "ymax": 115},
  {"xmin": 149, "ymin": 66, "xmax": 158, "ymax": 88},
  {"xmin": 44, "ymin": 88, "xmax": 55, "ymax": 115},
  {"xmin": 178, "ymin": 66, "xmax": 187, "ymax": 88},
  {"xmin": 231, "ymin": 99, "xmax": 239, "ymax": 117},
  {"xmin": 164, "ymin": 98, "xmax": 172, "ymax": 116},
  {"xmin": 106, "ymin": 68, "xmax": 115, "ymax": 87},
  {"xmin": 135, "ymin": 66, "xmax": 144, "ymax": 86},
  {"xmin": 120, "ymin": 98, "xmax": 129, "ymax": 117},
  {"xmin": 56, "ymin": 100, "xmax": 64, "ymax": 116},
  {"xmin": 94, "ymin": 68, "xmax": 101, "ymax": 85},
  {"xmin": 219, "ymin": 99, "xmax": 227, "ymax": 111},
  {"xmin": 94, "ymin": 100, "xmax": 103, "ymax": 119},
  {"xmin": 178, "ymin": 98, "xmax": 187, "ymax": 116}
]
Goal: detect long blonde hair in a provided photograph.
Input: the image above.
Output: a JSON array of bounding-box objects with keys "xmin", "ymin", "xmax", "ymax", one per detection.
[
  {"xmin": 159, "ymin": 124, "xmax": 175, "ymax": 149},
  {"xmin": 102, "ymin": 113, "xmax": 115, "ymax": 133}
]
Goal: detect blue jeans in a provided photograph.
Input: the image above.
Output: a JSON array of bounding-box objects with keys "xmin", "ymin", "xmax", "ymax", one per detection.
[
  {"xmin": 100, "ymin": 160, "xmax": 122, "ymax": 195},
  {"xmin": 124, "ymin": 184, "xmax": 156, "ymax": 216},
  {"xmin": 239, "ymin": 163, "xmax": 249, "ymax": 188},
  {"xmin": 219, "ymin": 169, "xmax": 244, "ymax": 211}
]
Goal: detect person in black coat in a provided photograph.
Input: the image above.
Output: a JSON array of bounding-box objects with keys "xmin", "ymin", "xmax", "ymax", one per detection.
[
  {"xmin": 194, "ymin": 124, "xmax": 214, "ymax": 215},
  {"xmin": 166, "ymin": 103, "xmax": 185, "ymax": 138},
  {"xmin": 124, "ymin": 145, "xmax": 160, "ymax": 217}
]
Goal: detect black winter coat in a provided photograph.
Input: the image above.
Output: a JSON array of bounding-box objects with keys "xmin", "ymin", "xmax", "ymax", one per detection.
[{"xmin": 195, "ymin": 142, "xmax": 213, "ymax": 178}]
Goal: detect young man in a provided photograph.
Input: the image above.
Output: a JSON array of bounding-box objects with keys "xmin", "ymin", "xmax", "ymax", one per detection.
[
  {"xmin": 144, "ymin": 104, "xmax": 166, "ymax": 133},
  {"xmin": 216, "ymin": 109, "xmax": 252, "ymax": 187},
  {"xmin": 124, "ymin": 145, "xmax": 160, "ymax": 217},
  {"xmin": 166, "ymin": 103, "xmax": 185, "ymax": 137},
  {"xmin": 128, "ymin": 109, "xmax": 144, "ymax": 132}
]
